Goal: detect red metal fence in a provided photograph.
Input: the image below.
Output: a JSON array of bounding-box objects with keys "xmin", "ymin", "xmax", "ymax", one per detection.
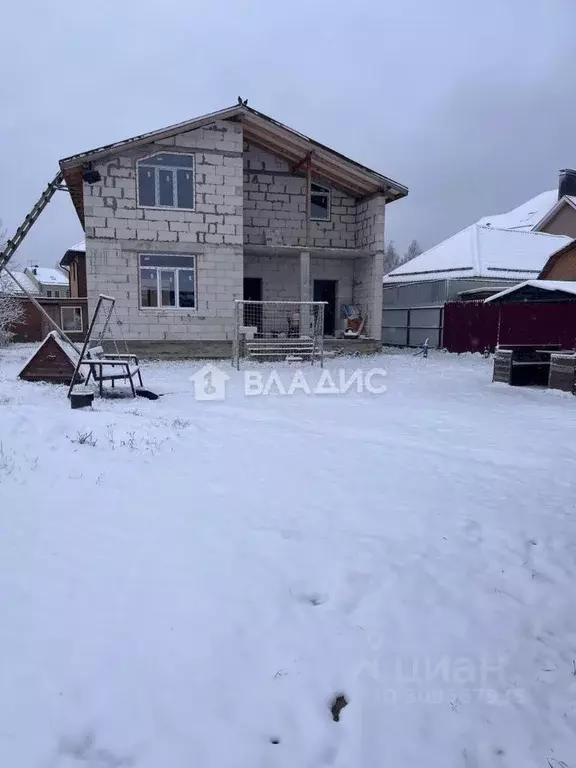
[{"xmin": 443, "ymin": 301, "xmax": 576, "ymax": 353}]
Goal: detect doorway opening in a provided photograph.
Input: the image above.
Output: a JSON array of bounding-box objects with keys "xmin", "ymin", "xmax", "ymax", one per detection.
[{"xmin": 313, "ymin": 279, "xmax": 337, "ymax": 335}]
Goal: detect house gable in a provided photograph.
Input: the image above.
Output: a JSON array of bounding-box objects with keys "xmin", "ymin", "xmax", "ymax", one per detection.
[
  {"xmin": 243, "ymin": 141, "xmax": 359, "ymax": 250},
  {"xmin": 532, "ymin": 195, "xmax": 576, "ymax": 237},
  {"xmin": 539, "ymin": 239, "xmax": 576, "ymax": 280},
  {"xmin": 60, "ymin": 104, "xmax": 408, "ymax": 227}
]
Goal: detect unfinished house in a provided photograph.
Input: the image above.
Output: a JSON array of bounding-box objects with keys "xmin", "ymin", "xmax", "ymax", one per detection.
[{"xmin": 58, "ymin": 103, "xmax": 407, "ymax": 356}]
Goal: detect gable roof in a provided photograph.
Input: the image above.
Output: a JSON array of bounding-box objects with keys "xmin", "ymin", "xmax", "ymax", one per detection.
[
  {"xmin": 60, "ymin": 240, "xmax": 85, "ymax": 267},
  {"xmin": 485, "ymin": 279, "xmax": 576, "ymax": 304},
  {"xmin": 478, "ymin": 189, "xmax": 558, "ymax": 231},
  {"xmin": 531, "ymin": 194, "xmax": 576, "ymax": 232},
  {"xmin": 0, "ymin": 270, "xmax": 39, "ymax": 295},
  {"xmin": 59, "ymin": 104, "xmax": 408, "ymax": 225},
  {"xmin": 383, "ymin": 225, "xmax": 572, "ymax": 284},
  {"xmin": 538, "ymin": 238, "xmax": 576, "ymax": 278},
  {"xmin": 26, "ymin": 267, "xmax": 68, "ymax": 287},
  {"xmin": 478, "ymin": 190, "xmax": 558, "ymax": 231}
]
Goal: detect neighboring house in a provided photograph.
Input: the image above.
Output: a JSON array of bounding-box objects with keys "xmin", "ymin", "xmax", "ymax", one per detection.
[
  {"xmin": 24, "ymin": 266, "xmax": 69, "ymax": 298},
  {"xmin": 538, "ymin": 238, "xmax": 576, "ymax": 280},
  {"xmin": 60, "ymin": 241, "xmax": 87, "ymax": 298},
  {"xmin": 0, "ymin": 265, "xmax": 84, "ymax": 343},
  {"xmin": 0, "ymin": 270, "xmax": 40, "ymax": 296},
  {"xmin": 480, "ymin": 169, "xmax": 576, "ymax": 238},
  {"xmin": 57, "ymin": 103, "xmax": 408, "ymax": 355},
  {"xmin": 382, "ymin": 168, "xmax": 576, "ymax": 347},
  {"xmin": 382, "ymin": 225, "xmax": 570, "ymax": 346}
]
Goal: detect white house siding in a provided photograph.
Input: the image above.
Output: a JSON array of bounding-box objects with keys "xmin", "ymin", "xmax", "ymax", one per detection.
[{"xmin": 83, "ymin": 120, "xmax": 244, "ymax": 340}]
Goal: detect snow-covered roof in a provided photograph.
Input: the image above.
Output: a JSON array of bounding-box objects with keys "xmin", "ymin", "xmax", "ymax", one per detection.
[
  {"xmin": 68, "ymin": 240, "xmax": 85, "ymax": 253},
  {"xmin": 0, "ymin": 270, "xmax": 40, "ymax": 295},
  {"xmin": 383, "ymin": 225, "xmax": 572, "ymax": 284},
  {"xmin": 27, "ymin": 267, "xmax": 69, "ymax": 286},
  {"xmin": 531, "ymin": 195, "xmax": 576, "ymax": 231},
  {"xmin": 478, "ymin": 190, "xmax": 559, "ymax": 231},
  {"xmin": 485, "ymin": 280, "xmax": 576, "ymax": 303}
]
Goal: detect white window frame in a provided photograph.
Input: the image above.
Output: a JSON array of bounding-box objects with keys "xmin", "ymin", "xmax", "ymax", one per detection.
[
  {"xmin": 136, "ymin": 152, "xmax": 196, "ymax": 211},
  {"xmin": 60, "ymin": 305, "xmax": 83, "ymax": 332},
  {"xmin": 310, "ymin": 182, "xmax": 331, "ymax": 222},
  {"xmin": 138, "ymin": 254, "xmax": 197, "ymax": 311}
]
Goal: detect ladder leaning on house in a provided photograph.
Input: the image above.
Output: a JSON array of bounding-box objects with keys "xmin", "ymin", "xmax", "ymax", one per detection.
[
  {"xmin": 0, "ymin": 172, "xmax": 64, "ymax": 273},
  {"xmin": 0, "ymin": 171, "xmax": 82, "ymax": 348}
]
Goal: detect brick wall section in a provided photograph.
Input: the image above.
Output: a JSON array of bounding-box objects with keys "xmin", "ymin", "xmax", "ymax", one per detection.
[
  {"xmin": 356, "ymin": 195, "xmax": 386, "ymax": 251},
  {"xmin": 85, "ymin": 241, "xmax": 242, "ymax": 340},
  {"xmin": 243, "ymin": 143, "xmax": 357, "ymax": 249},
  {"xmin": 84, "ymin": 120, "xmax": 243, "ymax": 246},
  {"xmin": 83, "ymin": 120, "xmax": 244, "ymax": 341},
  {"xmin": 352, "ymin": 253, "xmax": 383, "ymax": 340}
]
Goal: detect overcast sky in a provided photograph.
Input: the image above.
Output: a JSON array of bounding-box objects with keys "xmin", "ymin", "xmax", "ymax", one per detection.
[{"xmin": 1, "ymin": 0, "xmax": 575, "ymax": 267}]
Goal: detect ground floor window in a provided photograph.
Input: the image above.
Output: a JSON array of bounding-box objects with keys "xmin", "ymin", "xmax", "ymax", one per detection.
[
  {"xmin": 139, "ymin": 253, "xmax": 196, "ymax": 309},
  {"xmin": 61, "ymin": 306, "xmax": 83, "ymax": 332}
]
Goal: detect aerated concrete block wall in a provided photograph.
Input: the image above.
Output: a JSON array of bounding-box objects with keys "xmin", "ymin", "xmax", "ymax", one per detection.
[
  {"xmin": 81, "ymin": 120, "xmax": 387, "ymax": 345},
  {"xmin": 83, "ymin": 120, "xmax": 244, "ymax": 340},
  {"xmin": 243, "ymin": 143, "xmax": 358, "ymax": 249},
  {"xmin": 356, "ymin": 195, "xmax": 386, "ymax": 252},
  {"xmin": 353, "ymin": 252, "xmax": 383, "ymax": 340}
]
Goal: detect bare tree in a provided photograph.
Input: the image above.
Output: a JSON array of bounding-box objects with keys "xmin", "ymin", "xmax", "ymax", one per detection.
[
  {"xmin": 383, "ymin": 240, "xmax": 400, "ymax": 273},
  {"xmin": 404, "ymin": 239, "xmax": 422, "ymax": 263},
  {"xmin": 0, "ymin": 222, "xmax": 25, "ymax": 346}
]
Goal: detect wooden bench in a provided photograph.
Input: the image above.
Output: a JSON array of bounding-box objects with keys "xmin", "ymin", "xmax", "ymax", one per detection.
[{"xmin": 80, "ymin": 346, "xmax": 143, "ymax": 397}]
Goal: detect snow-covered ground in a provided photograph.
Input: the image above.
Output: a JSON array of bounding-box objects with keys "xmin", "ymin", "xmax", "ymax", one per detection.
[{"xmin": 1, "ymin": 345, "xmax": 576, "ymax": 767}]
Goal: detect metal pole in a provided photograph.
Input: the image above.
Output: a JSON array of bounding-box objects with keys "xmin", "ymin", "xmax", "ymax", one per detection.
[
  {"xmin": 305, "ymin": 155, "xmax": 312, "ymax": 249},
  {"xmin": 320, "ymin": 303, "xmax": 325, "ymax": 367},
  {"xmin": 234, "ymin": 300, "xmax": 240, "ymax": 370}
]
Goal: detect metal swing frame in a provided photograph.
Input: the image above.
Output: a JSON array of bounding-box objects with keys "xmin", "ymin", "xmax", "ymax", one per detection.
[{"xmin": 67, "ymin": 295, "xmax": 143, "ymax": 398}]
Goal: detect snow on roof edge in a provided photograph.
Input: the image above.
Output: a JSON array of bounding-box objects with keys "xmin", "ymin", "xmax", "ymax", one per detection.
[
  {"xmin": 485, "ymin": 280, "xmax": 576, "ymax": 303},
  {"xmin": 383, "ymin": 225, "xmax": 571, "ymax": 284}
]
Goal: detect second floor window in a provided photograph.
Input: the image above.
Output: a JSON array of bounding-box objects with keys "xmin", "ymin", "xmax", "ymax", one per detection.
[
  {"xmin": 137, "ymin": 153, "xmax": 195, "ymax": 210},
  {"xmin": 310, "ymin": 182, "xmax": 331, "ymax": 221}
]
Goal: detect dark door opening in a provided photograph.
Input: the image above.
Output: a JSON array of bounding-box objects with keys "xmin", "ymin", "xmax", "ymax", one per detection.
[
  {"xmin": 243, "ymin": 277, "xmax": 262, "ymax": 333},
  {"xmin": 313, "ymin": 279, "xmax": 337, "ymax": 336}
]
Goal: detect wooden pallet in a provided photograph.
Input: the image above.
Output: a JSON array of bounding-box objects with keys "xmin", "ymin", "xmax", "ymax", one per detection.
[{"xmin": 548, "ymin": 353, "xmax": 576, "ymax": 393}]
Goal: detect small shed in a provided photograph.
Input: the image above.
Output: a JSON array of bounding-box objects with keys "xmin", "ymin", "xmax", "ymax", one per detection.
[
  {"xmin": 19, "ymin": 332, "xmax": 84, "ymax": 385},
  {"xmin": 486, "ymin": 281, "xmax": 576, "ymax": 391}
]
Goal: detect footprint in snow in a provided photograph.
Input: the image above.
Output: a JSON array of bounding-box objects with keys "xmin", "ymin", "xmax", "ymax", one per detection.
[
  {"xmin": 295, "ymin": 591, "xmax": 328, "ymax": 606},
  {"xmin": 462, "ymin": 519, "xmax": 483, "ymax": 544}
]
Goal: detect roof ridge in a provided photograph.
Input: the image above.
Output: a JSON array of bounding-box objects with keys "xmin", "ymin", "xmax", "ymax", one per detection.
[
  {"xmin": 476, "ymin": 224, "xmax": 571, "ymax": 238},
  {"xmin": 387, "ymin": 224, "xmax": 475, "ymax": 275}
]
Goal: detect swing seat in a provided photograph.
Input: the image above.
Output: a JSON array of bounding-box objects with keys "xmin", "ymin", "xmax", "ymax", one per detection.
[
  {"xmin": 81, "ymin": 347, "xmax": 143, "ymax": 397},
  {"xmin": 67, "ymin": 294, "xmax": 154, "ymax": 401}
]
